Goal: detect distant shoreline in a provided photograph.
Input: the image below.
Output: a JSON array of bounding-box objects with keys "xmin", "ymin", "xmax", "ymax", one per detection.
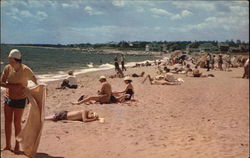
[{"xmin": 6, "ymin": 45, "xmax": 163, "ymax": 56}]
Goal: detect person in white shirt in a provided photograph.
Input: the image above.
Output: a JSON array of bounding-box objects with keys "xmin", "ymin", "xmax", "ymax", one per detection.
[{"xmin": 57, "ymin": 71, "xmax": 78, "ymax": 89}]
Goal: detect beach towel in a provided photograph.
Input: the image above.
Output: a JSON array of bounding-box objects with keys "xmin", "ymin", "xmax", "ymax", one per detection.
[{"xmin": 16, "ymin": 84, "xmax": 46, "ymax": 158}]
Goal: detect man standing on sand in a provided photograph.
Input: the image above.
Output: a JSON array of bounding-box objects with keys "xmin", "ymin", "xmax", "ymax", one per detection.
[
  {"xmin": 121, "ymin": 54, "xmax": 126, "ymax": 71},
  {"xmin": 114, "ymin": 55, "xmax": 119, "ymax": 71},
  {"xmin": 206, "ymin": 53, "xmax": 211, "ymax": 71}
]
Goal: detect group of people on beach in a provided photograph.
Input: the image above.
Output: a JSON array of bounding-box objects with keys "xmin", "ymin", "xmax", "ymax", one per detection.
[
  {"xmin": 0, "ymin": 49, "xmax": 135, "ymax": 154},
  {"xmin": 0, "ymin": 49, "xmax": 249, "ymax": 156}
]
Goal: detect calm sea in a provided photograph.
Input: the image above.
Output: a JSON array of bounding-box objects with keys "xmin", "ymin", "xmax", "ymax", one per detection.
[{"xmin": 1, "ymin": 45, "xmax": 156, "ymax": 82}]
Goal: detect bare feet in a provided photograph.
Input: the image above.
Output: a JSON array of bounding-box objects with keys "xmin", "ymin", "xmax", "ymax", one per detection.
[
  {"xmin": 14, "ymin": 144, "xmax": 22, "ymax": 154},
  {"xmin": 1, "ymin": 146, "xmax": 11, "ymax": 151},
  {"xmin": 71, "ymin": 102, "xmax": 79, "ymax": 105}
]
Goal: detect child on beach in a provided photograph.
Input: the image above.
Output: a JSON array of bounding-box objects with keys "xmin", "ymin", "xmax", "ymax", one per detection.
[
  {"xmin": 45, "ymin": 110, "xmax": 99, "ymax": 122},
  {"xmin": 57, "ymin": 71, "xmax": 78, "ymax": 89}
]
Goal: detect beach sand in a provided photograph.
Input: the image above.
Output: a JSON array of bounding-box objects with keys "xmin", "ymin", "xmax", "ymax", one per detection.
[{"xmin": 1, "ymin": 65, "xmax": 249, "ymax": 158}]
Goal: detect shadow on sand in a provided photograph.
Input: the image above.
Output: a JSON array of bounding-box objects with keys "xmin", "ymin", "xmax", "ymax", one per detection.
[{"xmin": 35, "ymin": 153, "xmax": 65, "ymax": 158}]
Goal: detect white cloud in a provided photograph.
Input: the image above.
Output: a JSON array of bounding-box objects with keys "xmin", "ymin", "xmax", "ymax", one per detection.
[
  {"xmin": 112, "ymin": 0, "xmax": 125, "ymax": 7},
  {"xmin": 84, "ymin": 6, "xmax": 103, "ymax": 15},
  {"xmin": 2, "ymin": 0, "xmax": 58, "ymax": 8},
  {"xmin": 150, "ymin": 8, "xmax": 192, "ymax": 20},
  {"xmin": 181, "ymin": 10, "xmax": 192, "ymax": 17},
  {"xmin": 136, "ymin": 7, "xmax": 144, "ymax": 13},
  {"xmin": 229, "ymin": 5, "xmax": 249, "ymax": 16},
  {"xmin": 62, "ymin": 3, "xmax": 79, "ymax": 8},
  {"xmin": 180, "ymin": 14, "xmax": 249, "ymax": 32},
  {"xmin": 172, "ymin": 1, "xmax": 216, "ymax": 11},
  {"xmin": 5, "ymin": 7, "xmax": 48, "ymax": 21},
  {"xmin": 20, "ymin": 10, "xmax": 33, "ymax": 17},
  {"xmin": 150, "ymin": 8, "xmax": 171, "ymax": 16},
  {"xmin": 171, "ymin": 14, "xmax": 181, "ymax": 20},
  {"xmin": 154, "ymin": 26, "xmax": 160, "ymax": 30},
  {"xmin": 36, "ymin": 11, "xmax": 48, "ymax": 21}
]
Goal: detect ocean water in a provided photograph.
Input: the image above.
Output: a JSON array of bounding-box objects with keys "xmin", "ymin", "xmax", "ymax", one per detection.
[{"xmin": 1, "ymin": 45, "xmax": 156, "ymax": 82}]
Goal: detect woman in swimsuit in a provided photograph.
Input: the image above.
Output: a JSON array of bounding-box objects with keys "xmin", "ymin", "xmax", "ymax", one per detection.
[{"xmin": 113, "ymin": 76, "xmax": 134, "ymax": 102}]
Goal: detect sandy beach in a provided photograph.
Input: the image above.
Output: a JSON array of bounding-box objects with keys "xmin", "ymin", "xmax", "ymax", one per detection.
[{"xmin": 1, "ymin": 64, "xmax": 249, "ymax": 158}]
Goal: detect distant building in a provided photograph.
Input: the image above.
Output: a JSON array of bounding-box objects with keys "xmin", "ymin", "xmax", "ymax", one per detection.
[
  {"xmin": 145, "ymin": 44, "xmax": 150, "ymax": 52},
  {"xmin": 198, "ymin": 43, "xmax": 218, "ymax": 52},
  {"xmin": 228, "ymin": 47, "xmax": 241, "ymax": 53},
  {"xmin": 145, "ymin": 43, "xmax": 161, "ymax": 52},
  {"xmin": 218, "ymin": 43, "xmax": 230, "ymax": 52},
  {"xmin": 239, "ymin": 44, "xmax": 249, "ymax": 52}
]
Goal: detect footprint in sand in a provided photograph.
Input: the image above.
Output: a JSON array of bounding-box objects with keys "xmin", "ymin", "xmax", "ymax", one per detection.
[{"xmin": 229, "ymin": 119, "xmax": 238, "ymax": 128}]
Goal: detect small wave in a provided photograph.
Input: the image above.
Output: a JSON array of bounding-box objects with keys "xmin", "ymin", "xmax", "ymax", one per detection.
[
  {"xmin": 98, "ymin": 63, "xmax": 114, "ymax": 69},
  {"xmin": 87, "ymin": 62, "xmax": 94, "ymax": 68},
  {"xmin": 34, "ymin": 60, "xmax": 156, "ymax": 85}
]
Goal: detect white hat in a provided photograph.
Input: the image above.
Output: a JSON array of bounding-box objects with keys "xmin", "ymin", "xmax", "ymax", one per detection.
[
  {"xmin": 99, "ymin": 76, "xmax": 106, "ymax": 80},
  {"xmin": 9, "ymin": 49, "xmax": 21, "ymax": 59},
  {"xmin": 124, "ymin": 76, "xmax": 132, "ymax": 81}
]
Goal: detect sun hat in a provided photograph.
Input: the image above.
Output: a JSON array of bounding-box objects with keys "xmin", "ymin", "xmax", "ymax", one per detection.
[
  {"xmin": 8, "ymin": 49, "xmax": 21, "ymax": 59},
  {"xmin": 124, "ymin": 76, "xmax": 132, "ymax": 81},
  {"xmin": 99, "ymin": 76, "xmax": 106, "ymax": 80}
]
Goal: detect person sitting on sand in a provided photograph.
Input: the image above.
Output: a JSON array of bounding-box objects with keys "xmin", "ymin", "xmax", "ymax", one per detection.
[
  {"xmin": 57, "ymin": 71, "xmax": 78, "ymax": 89},
  {"xmin": 71, "ymin": 76, "xmax": 112, "ymax": 105},
  {"xmin": 193, "ymin": 66, "xmax": 202, "ymax": 77},
  {"xmin": 113, "ymin": 76, "xmax": 135, "ymax": 102},
  {"xmin": 45, "ymin": 110, "xmax": 99, "ymax": 122},
  {"xmin": 192, "ymin": 66, "xmax": 213, "ymax": 77},
  {"xmin": 218, "ymin": 55, "xmax": 223, "ymax": 71},
  {"xmin": 131, "ymin": 72, "xmax": 145, "ymax": 78}
]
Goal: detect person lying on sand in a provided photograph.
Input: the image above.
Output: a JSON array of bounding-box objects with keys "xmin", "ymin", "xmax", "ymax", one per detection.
[
  {"xmin": 112, "ymin": 76, "xmax": 135, "ymax": 102},
  {"xmin": 109, "ymin": 69, "xmax": 124, "ymax": 79},
  {"xmin": 71, "ymin": 76, "xmax": 112, "ymax": 105},
  {"xmin": 56, "ymin": 71, "xmax": 78, "ymax": 89},
  {"xmin": 142, "ymin": 75, "xmax": 181, "ymax": 85},
  {"xmin": 45, "ymin": 110, "xmax": 99, "ymax": 122},
  {"xmin": 131, "ymin": 72, "xmax": 145, "ymax": 77}
]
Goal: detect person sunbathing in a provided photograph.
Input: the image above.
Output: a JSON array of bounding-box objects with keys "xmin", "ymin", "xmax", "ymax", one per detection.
[
  {"xmin": 113, "ymin": 76, "xmax": 135, "ymax": 102},
  {"xmin": 131, "ymin": 71, "xmax": 145, "ymax": 77},
  {"xmin": 142, "ymin": 75, "xmax": 180, "ymax": 85},
  {"xmin": 109, "ymin": 69, "xmax": 124, "ymax": 79},
  {"xmin": 45, "ymin": 110, "xmax": 99, "ymax": 122},
  {"xmin": 71, "ymin": 76, "xmax": 112, "ymax": 105}
]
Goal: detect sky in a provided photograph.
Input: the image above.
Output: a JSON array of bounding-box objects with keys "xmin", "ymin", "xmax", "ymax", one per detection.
[{"xmin": 1, "ymin": 0, "xmax": 249, "ymax": 44}]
